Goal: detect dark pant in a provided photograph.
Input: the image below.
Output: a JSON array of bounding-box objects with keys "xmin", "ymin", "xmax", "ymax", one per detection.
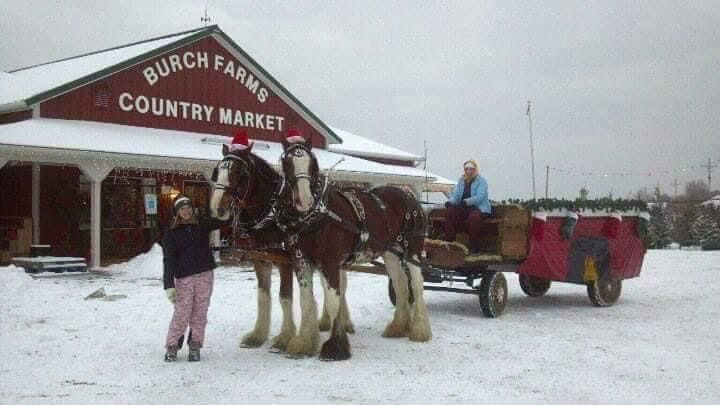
[{"xmin": 444, "ymin": 207, "xmax": 489, "ymax": 250}]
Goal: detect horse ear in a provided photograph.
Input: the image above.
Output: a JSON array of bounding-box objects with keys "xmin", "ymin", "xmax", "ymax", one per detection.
[
  {"xmin": 305, "ymin": 138, "xmax": 313, "ymax": 150},
  {"xmin": 281, "ymin": 138, "xmax": 290, "ymax": 150},
  {"xmin": 247, "ymin": 142, "xmax": 254, "ymax": 153},
  {"xmin": 222, "ymin": 144, "xmax": 229, "ymax": 156}
]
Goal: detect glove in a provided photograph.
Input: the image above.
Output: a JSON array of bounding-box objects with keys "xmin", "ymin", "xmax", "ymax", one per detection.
[
  {"xmin": 166, "ymin": 288, "xmax": 177, "ymax": 304},
  {"xmin": 445, "ymin": 201, "xmax": 452, "ymax": 208}
]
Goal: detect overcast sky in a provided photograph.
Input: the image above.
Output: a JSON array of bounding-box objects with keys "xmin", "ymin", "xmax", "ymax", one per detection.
[{"xmin": 1, "ymin": 1, "xmax": 719, "ymax": 200}]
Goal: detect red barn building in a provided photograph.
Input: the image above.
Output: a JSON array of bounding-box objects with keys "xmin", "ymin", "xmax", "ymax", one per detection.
[{"xmin": 0, "ymin": 25, "xmax": 439, "ymax": 267}]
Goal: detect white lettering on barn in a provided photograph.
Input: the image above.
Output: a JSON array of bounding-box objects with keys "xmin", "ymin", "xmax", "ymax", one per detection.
[
  {"xmin": 142, "ymin": 51, "xmax": 270, "ymax": 104},
  {"xmin": 117, "ymin": 92, "xmax": 285, "ymax": 131}
]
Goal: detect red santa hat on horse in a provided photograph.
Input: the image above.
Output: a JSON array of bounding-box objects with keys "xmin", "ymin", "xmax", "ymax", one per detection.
[
  {"xmin": 228, "ymin": 130, "xmax": 253, "ymax": 152},
  {"xmin": 285, "ymin": 128, "xmax": 306, "ymax": 144}
]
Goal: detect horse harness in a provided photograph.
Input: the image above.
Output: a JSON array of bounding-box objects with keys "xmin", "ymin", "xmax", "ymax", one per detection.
[
  {"xmin": 214, "ymin": 154, "xmax": 285, "ymax": 247},
  {"xmin": 279, "ymin": 180, "xmax": 424, "ymax": 268}
]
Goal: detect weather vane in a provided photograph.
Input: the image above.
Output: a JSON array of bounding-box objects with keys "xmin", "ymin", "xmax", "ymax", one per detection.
[{"xmin": 201, "ymin": 5, "xmax": 211, "ymax": 26}]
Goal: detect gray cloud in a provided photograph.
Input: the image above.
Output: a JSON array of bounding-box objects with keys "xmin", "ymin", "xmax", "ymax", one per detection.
[{"xmin": 2, "ymin": 0, "xmax": 718, "ymax": 199}]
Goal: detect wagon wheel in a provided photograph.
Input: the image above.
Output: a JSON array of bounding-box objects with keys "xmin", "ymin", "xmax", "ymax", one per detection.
[
  {"xmin": 388, "ymin": 277, "xmax": 415, "ymax": 306},
  {"xmin": 478, "ymin": 272, "xmax": 507, "ymax": 317},
  {"xmin": 518, "ymin": 274, "xmax": 551, "ymax": 297},
  {"xmin": 586, "ymin": 279, "xmax": 622, "ymax": 307}
]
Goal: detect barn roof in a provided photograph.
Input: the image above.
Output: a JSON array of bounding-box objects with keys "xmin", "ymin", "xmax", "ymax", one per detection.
[{"xmin": 0, "ymin": 25, "xmax": 342, "ymax": 144}]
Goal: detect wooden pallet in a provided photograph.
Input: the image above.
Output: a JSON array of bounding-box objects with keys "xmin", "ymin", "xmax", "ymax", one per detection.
[{"xmin": 11, "ymin": 256, "xmax": 87, "ymax": 274}]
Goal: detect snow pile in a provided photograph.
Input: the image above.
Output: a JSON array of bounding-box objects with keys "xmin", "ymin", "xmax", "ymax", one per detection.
[
  {"xmin": 0, "ymin": 265, "xmax": 32, "ymax": 292},
  {"xmin": 101, "ymin": 243, "xmax": 163, "ymax": 279}
]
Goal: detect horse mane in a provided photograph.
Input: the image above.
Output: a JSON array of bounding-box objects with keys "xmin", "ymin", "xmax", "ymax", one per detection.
[{"xmin": 249, "ymin": 153, "xmax": 282, "ymax": 183}]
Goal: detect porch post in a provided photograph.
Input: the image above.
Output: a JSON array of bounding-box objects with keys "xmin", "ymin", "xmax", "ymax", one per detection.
[
  {"xmin": 32, "ymin": 163, "xmax": 40, "ymax": 245},
  {"xmin": 79, "ymin": 161, "xmax": 114, "ymax": 269}
]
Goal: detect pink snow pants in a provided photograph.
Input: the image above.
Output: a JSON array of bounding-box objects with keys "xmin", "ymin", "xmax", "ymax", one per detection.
[{"xmin": 165, "ymin": 270, "xmax": 214, "ymax": 349}]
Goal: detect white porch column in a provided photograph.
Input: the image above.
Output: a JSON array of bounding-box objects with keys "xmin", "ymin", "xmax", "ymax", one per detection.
[
  {"xmin": 32, "ymin": 163, "xmax": 41, "ymax": 245},
  {"xmin": 79, "ymin": 161, "xmax": 114, "ymax": 269}
]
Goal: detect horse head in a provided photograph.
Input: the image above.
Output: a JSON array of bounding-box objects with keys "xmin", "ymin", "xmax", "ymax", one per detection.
[
  {"xmin": 281, "ymin": 138, "xmax": 319, "ymax": 214},
  {"xmin": 209, "ymin": 143, "xmax": 256, "ymax": 221}
]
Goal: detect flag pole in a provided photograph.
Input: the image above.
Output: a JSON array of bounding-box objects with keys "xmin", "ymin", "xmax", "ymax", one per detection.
[{"xmin": 527, "ymin": 100, "xmax": 537, "ymax": 200}]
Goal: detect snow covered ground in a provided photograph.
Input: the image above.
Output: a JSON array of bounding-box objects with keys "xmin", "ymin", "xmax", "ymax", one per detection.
[{"xmin": 1, "ymin": 248, "xmax": 718, "ymax": 403}]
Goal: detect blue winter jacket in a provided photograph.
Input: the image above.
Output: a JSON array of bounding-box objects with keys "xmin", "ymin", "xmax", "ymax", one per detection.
[{"xmin": 448, "ymin": 175, "xmax": 491, "ymax": 214}]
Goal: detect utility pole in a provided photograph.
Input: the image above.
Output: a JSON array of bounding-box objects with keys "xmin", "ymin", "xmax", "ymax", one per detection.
[
  {"xmin": 672, "ymin": 178, "xmax": 679, "ymax": 200},
  {"xmin": 700, "ymin": 158, "xmax": 717, "ymax": 191},
  {"xmin": 527, "ymin": 100, "xmax": 537, "ymax": 200},
  {"xmin": 545, "ymin": 165, "xmax": 549, "ymax": 199}
]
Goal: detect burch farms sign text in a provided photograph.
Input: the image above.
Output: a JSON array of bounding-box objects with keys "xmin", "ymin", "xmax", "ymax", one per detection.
[{"xmin": 117, "ymin": 50, "xmax": 286, "ymax": 131}]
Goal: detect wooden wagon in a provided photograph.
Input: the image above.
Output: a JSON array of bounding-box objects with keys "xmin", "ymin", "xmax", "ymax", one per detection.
[{"xmin": 413, "ymin": 204, "xmax": 648, "ymax": 317}]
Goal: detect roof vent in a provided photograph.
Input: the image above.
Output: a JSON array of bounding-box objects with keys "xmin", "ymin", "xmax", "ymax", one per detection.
[{"xmin": 94, "ymin": 84, "xmax": 110, "ymax": 108}]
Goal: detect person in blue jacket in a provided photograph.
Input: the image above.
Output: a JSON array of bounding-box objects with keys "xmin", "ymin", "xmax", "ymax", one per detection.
[{"xmin": 444, "ymin": 159, "xmax": 491, "ymax": 252}]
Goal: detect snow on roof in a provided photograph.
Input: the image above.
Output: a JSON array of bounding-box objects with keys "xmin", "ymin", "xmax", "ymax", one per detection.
[
  {"xmin": 328, "ymin": 126, "xmax": 421, "ymax": 162},
  {"xmin": 0, "ymin": 118, "xmax": 434, "ymax": 183},
  {"xmin": 0, "ymin": 28, "xmax": 204, "ymax": 107},
  {"xmin": 702, "ymin": 195, "xmax": 720, "ymax": 207}
]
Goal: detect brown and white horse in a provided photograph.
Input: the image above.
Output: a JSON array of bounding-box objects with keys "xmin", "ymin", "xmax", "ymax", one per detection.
[
  {"xmin": 209, "ymin": 143, "xmax": 353, "ymax": 355},
  {"xmin": 279, "ymin": 138, "xmax": 432, "ymax": 361},
  {"xmin": 209, "ymin": 144, "xmax": 296, "ymax": 351}
]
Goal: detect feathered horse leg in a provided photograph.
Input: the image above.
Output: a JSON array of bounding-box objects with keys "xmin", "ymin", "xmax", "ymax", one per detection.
[
  {"xmin": 381, "ymin": 251, "xmax": 411, "ymax": 338},
  {"xmin": 286, "ymin": 263, "xmax": 320, "ymax": 358},
  {"xmin": 270, "ymin": 263, "xmax": 296, "ymax": 352},
  {"xmin": 318, "ymin": 270, "xmax": 355, "ymax": 333},
  {"xmin": 240, "ymin": 260, "xmax": 272, "ymax": 348},
  {"xmin": 319, "ymin": 269, "xmax": 351, "ymax": 361},
  {"xmin": 407, "ymin": 255, "xmax": 431, "ymax": 341}
]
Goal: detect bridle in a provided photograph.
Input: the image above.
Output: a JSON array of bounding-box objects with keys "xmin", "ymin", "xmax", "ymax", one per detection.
[
  {"xmin": 280, "ymin": 143, "xmax": 318, "ymax": 185},
  {"xmin": 212, "ymin": 153, "xmax": 283, "ymax": 238}
]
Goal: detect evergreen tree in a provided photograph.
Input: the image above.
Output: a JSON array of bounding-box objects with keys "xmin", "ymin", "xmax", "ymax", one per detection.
[
  {"xmin": 648, "ymin": 206, "xmax": 673, "ymax": 248},
  {"xmin": 690, "ymin": 208, "xmax": 720, "ymax": 250},
  {"xmin": 674, "ymin": 204, "xmax": 698, "ymax": 246}
]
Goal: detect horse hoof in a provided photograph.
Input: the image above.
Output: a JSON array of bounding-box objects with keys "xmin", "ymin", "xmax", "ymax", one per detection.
[
  {"xmin": 269, "ymin": 340, "xmax": 288, "ymax": 353},
  {"xmin": 239, "ymin": 335, "xmax": 266, "ymax": 348},
  {"xmin": 318, "ymin": 316, "xmax": 331, "ymax": 332},
  {"xmin": 320, "ymin": 338, "xmax": 351, "ymax": 361},
  {"xmin": 409, "ymin": 319, "xmax": 432, "ymax": 342},
  {"xmin": 382, "ymin": 322, "xmax": 409, "ymax": 338}
]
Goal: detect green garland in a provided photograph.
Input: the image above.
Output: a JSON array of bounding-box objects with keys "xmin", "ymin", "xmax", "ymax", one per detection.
[{"xmin": 493, "ymin": 198, "xmax": 648, "ymax": 212}]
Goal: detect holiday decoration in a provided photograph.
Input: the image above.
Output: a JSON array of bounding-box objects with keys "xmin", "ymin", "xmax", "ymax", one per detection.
[
  {"xmin": 500, "ymin": 197, "xmax": 648, "ymax": 213},
  {"xmin": 229, "ymin": 130, "xmax": 252, "ymax": 151},
  {"xmin": 530, "ymin": 211, "xmax": 547, "ymax": 240},
  {"xmin": 602, "ymin": 212, "xmax": 623, "ymax": 238},
  {"xmin": 561, "ymin": 211, "xmax": 579, "ymax": 240}
]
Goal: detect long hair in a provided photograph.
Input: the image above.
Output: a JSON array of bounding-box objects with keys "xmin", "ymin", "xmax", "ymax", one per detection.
[
  {"xmin": 463, "ymin": 159, "xmax": 479, "ymax": 182},
  {"xmin": 170, "ymin": 209, "xmax": 198, "ymax": 229}
]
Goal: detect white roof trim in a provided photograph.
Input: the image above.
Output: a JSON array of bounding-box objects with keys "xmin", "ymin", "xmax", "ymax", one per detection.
[{"xmin": 0, "ymin": 118, "xmax": 435, "ymax": 186}]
